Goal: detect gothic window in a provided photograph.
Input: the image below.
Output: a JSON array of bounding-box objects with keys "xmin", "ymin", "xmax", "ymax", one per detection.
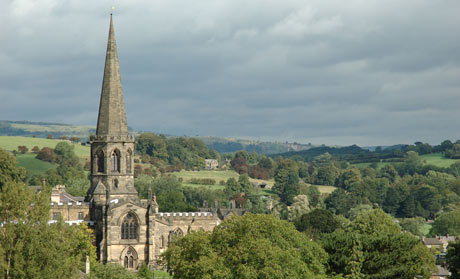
[
  {"xmin": 95, "ymin": 149, "xmax": 104, "ymax": 173},
  {"xmin": 160, "ymin": 235, "xmax": 165, "ymax": 249},
  {"xmin": 129, "ymin": 256, "xmax": 134, "ymax": 268},
  {"xmin": 111, "ymin": 150, "xmax": 120, "ymax": 172},
  {"xmin": 122, "ymin": 247, "xmax": 137, "ymax": 269},
  {"xmin": 121, "ymin": 213, "xmax": 139, "ymax": 240},
  {"xmin": 114, "ymin": 179, "xmax": 119, "ymax": 189},
  {"xmin": 126, "ymin": 149, "xmax": 132, "ymax": 173},
  {"xmin": 168, "ymin": 228, "xmax": 184, "ymax": 243}
]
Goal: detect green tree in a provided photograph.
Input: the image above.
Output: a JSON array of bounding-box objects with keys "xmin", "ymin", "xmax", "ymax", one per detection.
[
  {"xmin": 447, "ymin": 240, "xmax": 460, "ymax": 279},
  {"xmin": 54, "ymin": 141, "xmax": 77, "ymax": 162},
  {"xmin": 135, "ymin": 133, "xmax": 168, "ymax": 160},
  {"xmin": 295, "ymin": 209, "xmax": 340, "ymax": 236},
  {"xmin": 0, "ymin": 148, "xmax": 26, "ymax": 189},
  {"xmin": 89, "ymin": 263, "xmax": 136, "ymax": 279},
  {"xmin": 337, "ymin": 168, "xmax": 362, "ymax": 190},
  {"xmin": 159, "ymin": 214, "xmax": 328, "ymax": 279},
  {"xmin": 430, "ymin": 210, "xmax": 460, "ymax": 236},
  {"xmin": 0, "ymin": 182, "xmax": 94, "ymax": 278},
  {"xmin": 273, "ymin": 167, "xmax": 300, "ymax": 205},
  {"xmin": 315, "ymin": 164, "xmax": 339, "ymax": 186},
  {"xmin": 322, "ymin": 209, "xmax": 435, "ymax": 279}
]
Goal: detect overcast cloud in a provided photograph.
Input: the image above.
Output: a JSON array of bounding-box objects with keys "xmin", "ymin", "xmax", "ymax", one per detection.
[{"xmin": 1, "ymin": 0, "xmax": 459, "ymax": 146}]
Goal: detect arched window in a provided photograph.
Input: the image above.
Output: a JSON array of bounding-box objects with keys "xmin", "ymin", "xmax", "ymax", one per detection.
[
  {"xmin": 121, "ymin": 213, "xmax": 139, "ymax": 240},
  {"xmin": 160, "ymin": 235, "xmax": 165, "ymax": 249},
  {"xmin": 168, "ymin": 228, "xmax": 184, "ymax": 244},
  {"xmin": 111, "ymin": 150, "xmax": 120, "ymax": 172},
  {"xmin": 95, "ymin": 149, "xmax": 104, "ymax": 173},
  {"xmin": 122, "ymin": 248, "xmax": 137, "ymax": 269},
  {"xmin": 114, "ymin": 179, "xmax": 118, "ymax": 189},
  {"xmin": 129, "ymin": 256, "xmax": 134, "ymax": 268},
  {"xmin": 126, "ymin": 149, "xmax": 132, "ymax": 173}
]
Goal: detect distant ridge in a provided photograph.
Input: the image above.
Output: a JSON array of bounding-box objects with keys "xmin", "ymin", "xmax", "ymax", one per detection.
[{"xmin": 0, "ymin": 120, "xmax": 312, "ymax": 154}]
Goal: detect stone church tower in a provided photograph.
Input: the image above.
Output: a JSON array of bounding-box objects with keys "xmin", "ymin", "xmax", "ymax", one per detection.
[{"xmin": 85, "ymin": 15, "xmax": 219, "ymax": 269}]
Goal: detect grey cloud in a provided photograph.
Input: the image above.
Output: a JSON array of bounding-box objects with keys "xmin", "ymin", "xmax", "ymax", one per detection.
[{"xmin": 1, "ymin": 0, "xmax": 460, "ymax": 146}]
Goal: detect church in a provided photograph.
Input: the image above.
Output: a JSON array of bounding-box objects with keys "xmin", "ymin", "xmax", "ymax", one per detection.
[{"xmin": 82, "ymin": 14, "xmax": 220, "ymax": 269}]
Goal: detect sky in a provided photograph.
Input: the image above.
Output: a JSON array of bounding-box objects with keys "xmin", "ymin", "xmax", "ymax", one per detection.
[{"xmin": 0, "ymin": 0, "xmax": 459, "ymax": 146}]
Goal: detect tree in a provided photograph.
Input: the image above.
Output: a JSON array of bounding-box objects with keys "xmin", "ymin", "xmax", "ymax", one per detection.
[
  {"xmin": 0, "ymin": 181, "xmax": 95, "ymax": 278},
  {"xmin": 36, "ymin": 147, "xmax": 57, "ymax": 163},
  {"xmin": 336, "ymin": 168, "xmax": 362, "ymax": 190},
  {"xmin": 159, "ymin": 214, "xmax": 328, "ymax": 279},
  {"xmin": 447, "ymin": 240, "xmax": 460, "ymax": 279},
  {"xmin": 287, "ymin": 194, "xmax": 310, "ymax": 221},
  {"xmin": 89, "ymin": 263, "xmax": 136, "ymax": 279},
  {"xmin": 31, "ymin": 146, "xmax": 40, "ymax": 154},
  {"xmin": 325, "ymin": 188, "xmax": 357, "ymax": 216},
  {"xmin": 273, "ymin": 167, "xmax": 300, "ymax": 205},
  {"xmin": 315, "ymin": 164, "xmax": 339, "ymax": 186},
  {"xmin": 17, "ymin": 145, "xmax": 28, "ymax": 154},
  {"xmin": 295, "ymin": 209, "xmax": 340, "ymax": 236},
  {"xmin": 0, "ymin": 148, "xmax": 26, "ymax": 190},
  {"xmin": 322, "ymin": 209, "xmax": 435, "ymax": 279},
  {"xmin": 135, "ymin": 133, "xmax": 168, "ymax": 160},
  {"xmin": 430, "ymin": 210, "xmax": 460, "ymax": 236},
  {"xmin": 54, "ymin": 141, "xmax": 77, "ymax": 162}
]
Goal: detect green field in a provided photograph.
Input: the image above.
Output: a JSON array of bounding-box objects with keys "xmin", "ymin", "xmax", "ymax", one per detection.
[
  {"xmin": 315, "ymin": 185, "xmax": 337, "ymax": 194},
  {"xmin": 422, "ymin": 223, "xmax": 432, "ymax": 236},
  {"xmin": 16, "ymin": 153, "xmax": 57, "ymax": 174},
  {"xmin": 420, "ymin": 153, "xmax": 458, "ymax": 168},
  {"xmin": 173, "ymin": 170, "xmax": 239, "ymax": 182},
  {"xmin": 173, "ymin": 170, "xmax": 276, "ymax": 191},
  {"xmin": 0, "ymin": 136, "xmax": 90, "ymax": 159},
  {"xmin": 353, "ymin": 153, "xmax": 458, "ymax": 169}
]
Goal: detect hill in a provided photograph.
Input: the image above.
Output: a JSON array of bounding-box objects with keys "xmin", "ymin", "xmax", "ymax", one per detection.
[
  {"xmin": 1, "ymin": 120, "xmax": 313, "ymax": 155},
  {"xmin": 198, "ymin": 136, "xmax": 314, "ymax": 154},
  {"xmin": 0, "ymin": 120, "xmax": 95, "ymax": 139},
  {"xmin": 0, "ymin": 136, "xmax": 90, "ymax": 159}
]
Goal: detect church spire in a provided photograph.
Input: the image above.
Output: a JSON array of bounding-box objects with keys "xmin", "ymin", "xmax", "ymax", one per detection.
[{"xmin": 96, "ymin": 14, "xmax": 128, "ymax": 136}]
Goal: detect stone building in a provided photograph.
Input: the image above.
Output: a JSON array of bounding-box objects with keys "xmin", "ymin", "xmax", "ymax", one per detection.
[
  {"xmin": 81, "ymin": 14, "xmax": 220, "ymax": 269},
  {"xmin": 205, "ymin": 159, "xmax": 219, "ymax": 169}
]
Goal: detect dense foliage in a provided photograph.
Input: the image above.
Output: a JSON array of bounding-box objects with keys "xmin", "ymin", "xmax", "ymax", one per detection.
[
  {"xmin": 135, "ymin": 133, "xmax": 219, "ymax": 171},
  {"xmin": 321, "ymin": 209, "xmax": 435, "ymax": 279},
  {"xmin": 159, "ymin": 214, "xmax": 328, "ymax": 279},
  {"xmin": 0, "ymin": 181, "xmax": 95, "ymax": 278}
]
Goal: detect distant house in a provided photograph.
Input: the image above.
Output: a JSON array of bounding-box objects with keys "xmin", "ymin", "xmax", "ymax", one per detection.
[
  {"xmin": 205, "ymin": 159, "xmax": 219, "ymax": 170},
  {"xmin": 431, "ymin": 265, "xmax": 451, "ymax": 279},
  {"xmin": 421, "ymin": 236, "xmax": 443, "ymax": 250},
  {"xmin": 422, "ymin": 235, "xmax": 456, "ymax": 252}
]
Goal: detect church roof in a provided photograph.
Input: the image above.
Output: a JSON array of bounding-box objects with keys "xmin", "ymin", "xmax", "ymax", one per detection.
[{"xmin": 96, "ymin": 14, "xmax": 129, "ymax": 136}]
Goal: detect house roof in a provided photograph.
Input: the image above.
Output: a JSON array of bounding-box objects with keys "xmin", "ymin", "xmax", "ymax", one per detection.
[
  {"xmin": 433, "ymin": 265, "xmax": 451, "ymax": 276},
  {"xmin": 423, "ymin": 238, "xmax": 443, "ymax": 245}
]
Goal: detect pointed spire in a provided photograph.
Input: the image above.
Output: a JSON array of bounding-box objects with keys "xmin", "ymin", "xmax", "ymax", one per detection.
[{"xmin": 96, "ymin": 14, "xmax": 128, "ymax": 136}]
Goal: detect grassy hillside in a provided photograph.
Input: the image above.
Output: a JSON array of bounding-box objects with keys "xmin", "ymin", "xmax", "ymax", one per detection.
[
  {"xmin": 15, "ymin": 153, "xmax": 57, "ymax": 175},
  {"xmin": 420, "ymin": 153, "xmax": 458, "ymax": 168},
  {"xmin": 0, "ymin": 136, "xmax": 90, "ymax": 159},
  {"xmin": 353, "ymin": 153, "xmax": 458, "ymax": 169},
  {"xmin": 172, "ymin": 170, "xmax": 276, "ymax": 191},
  {"xmin": 0, "ymin": 120, "xmax": 95, "ymax": 139}
]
